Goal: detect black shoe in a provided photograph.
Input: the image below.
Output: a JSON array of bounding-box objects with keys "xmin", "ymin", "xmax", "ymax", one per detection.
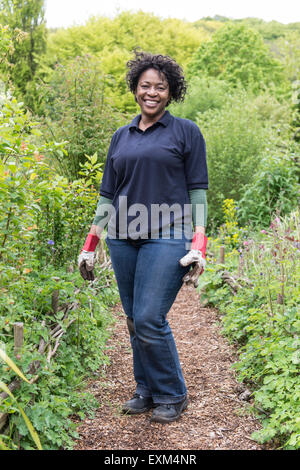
[
  {"xmin": 122, "ymin": 393, "xmax": 154, "ymax": 415},
  {"xmin": 150, "ymin": 397, "xmax": 188, "ymax": 423}
]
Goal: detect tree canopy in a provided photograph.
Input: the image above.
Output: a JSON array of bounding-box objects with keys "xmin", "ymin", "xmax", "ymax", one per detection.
[
  {"xmin": 0, "ymin": 0, "xmax": 46, "ymax": 107},
  {"xmin": 187, "ymin": 23, "xmax": 286, "ymax": 93}
]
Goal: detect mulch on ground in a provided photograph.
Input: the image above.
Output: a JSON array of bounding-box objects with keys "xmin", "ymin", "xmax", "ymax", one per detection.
[{"xmin": 74, "ymin": 285, "xmax": 264, "ymax": 450}]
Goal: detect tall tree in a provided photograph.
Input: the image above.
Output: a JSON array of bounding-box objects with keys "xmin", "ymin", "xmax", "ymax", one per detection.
[
  {"xmin": 187, "ymin": 23, "xmax": 286, "ymax": 94},
  {"xmin": 0, "ymin": 0, "xmax": 46, "ymax": 102}
]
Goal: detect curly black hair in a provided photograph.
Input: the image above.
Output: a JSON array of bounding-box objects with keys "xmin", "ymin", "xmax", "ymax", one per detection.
[{"xmin": 126, "ymin": 50, "xmax": 187, "ymax": 105}]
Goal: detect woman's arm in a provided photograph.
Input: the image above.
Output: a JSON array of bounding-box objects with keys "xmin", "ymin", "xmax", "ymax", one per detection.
[
  {"xmin": 194, "ymin": 225, "xmax": 205, "ymax": 235},
  {"xmin": 89, "ymin": 195, "xmax": 113, "ymax": 237},
  {"xmin": 88, "ymin": 224, "xmax": 100, "ymax": 236},
  {"xmin": 78, "ymin": 196, "xmax": 113, "ymax": 280},
  {"xmin": 179, "ymin": 189, "xmax": 208, "ymax": 287},
  {"xmin": 188, "ymin": 189, "xmax": 207, "ymax": 232}
]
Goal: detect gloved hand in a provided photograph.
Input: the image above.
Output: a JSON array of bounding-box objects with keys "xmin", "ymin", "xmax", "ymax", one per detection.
[
  {"xmin": 78, "ymin": 234, "xmax": 99, "ymax": 281},
  {"xmin": 179, "ymin": 233, "xmax": 208, "ymax": 288}
]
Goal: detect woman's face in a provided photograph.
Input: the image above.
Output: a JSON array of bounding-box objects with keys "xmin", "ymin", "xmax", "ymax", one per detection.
[{"xmin": 135, "ymin": 68, "xmax": 170, "ymax": 120}]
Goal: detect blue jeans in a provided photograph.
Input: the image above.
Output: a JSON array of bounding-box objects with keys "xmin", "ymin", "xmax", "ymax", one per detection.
[{"xmin": 105, "ymin": 226, "xmax": 191, "ymax": 404}]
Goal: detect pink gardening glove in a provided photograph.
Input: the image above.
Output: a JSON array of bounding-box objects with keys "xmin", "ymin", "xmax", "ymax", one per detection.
[
  {"xmin": 179, "ymin": 233, "xmax": 207, "ymax": 288},
  {"xmin": 78, "ymin": 234, "xmax": 99, "ymax": 281}
]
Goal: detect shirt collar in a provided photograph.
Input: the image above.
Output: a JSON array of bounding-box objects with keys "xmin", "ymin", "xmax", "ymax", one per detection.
[{"xmin": 129, "ymin": 110, "xmax": 172, "ymax": 131}]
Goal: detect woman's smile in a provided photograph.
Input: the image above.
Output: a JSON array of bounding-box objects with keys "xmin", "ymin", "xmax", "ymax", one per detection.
[
  {"xmin": 135, "ymin": 68, "xmax": 170, "ymax": 122},
  {"xmin": 144, "ymin": 99, "xmax": 159, "ymax": 107}
]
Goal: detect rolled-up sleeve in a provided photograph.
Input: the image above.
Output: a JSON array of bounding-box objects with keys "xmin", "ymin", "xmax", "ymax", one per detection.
[{"xmin": 184, "ymin": 123, "xmax": 208, "ymax": 190}]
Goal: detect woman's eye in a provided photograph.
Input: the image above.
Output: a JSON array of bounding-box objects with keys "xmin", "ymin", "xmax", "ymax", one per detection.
[{"xmin": 139, "ymin": 85, "xmax": 166, "ymax": 91}]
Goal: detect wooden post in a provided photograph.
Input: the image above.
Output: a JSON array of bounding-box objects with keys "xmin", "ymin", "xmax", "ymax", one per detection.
[
  {"xmin": 277, "ymin": 293, "xmax": 284, "ymax": 304},
  {"xmin": 219, "ymin": 245, "xmax": 225, "ymax": 264},
  {"xmin": 51, "ymin": 290, "xmax": 59, "ymax": 314},
  {"xmin": 51, "ymin": 277, "xmax": 60, "ymax": 315},
  {"xmin": 13, "ymin": 322, "xmax": 24, "ymax": 356}
]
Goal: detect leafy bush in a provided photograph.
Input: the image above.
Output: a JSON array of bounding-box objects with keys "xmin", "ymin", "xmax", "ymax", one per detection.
[
  {"xmin": 187, "ymin": 23, "xmax": 287, "ymax": 94},
  {"xmin": 0, "ymin": 149, "xmax": 100, "ymax": 269},
  {"xmin": 199, "ymin": 210, "xmax": 300, "ymax": 449},
  {"xmin": 0, "ymin": 0, "xmax": 47, "ymax": 107},
  {"xmin": 44, "ymin": 11, "xmax": 211, "ymax": 113},
  {"xmin": 0, "ymin": 266, "xmax": 118, "ymax": 449},
  {"xmin": 0, "ymin": 348, "xmax": 43, "ymax": 450},
  {"xmin": 196, "ymin": 92, "xmax": 274, "ymax": 226},
  {"xmin": 38, "ymin": 55, "xmax": 127, "ymax": 180},
  {"xmin": 238, "ymin": 153, "xmax": 299, "ymax": 228},
  {"xmin": 170, "ymin": 75, "xmax": 232, "ymax": 122},
  {"xmin": 0, "ymin": 95, "xmax": 119, "ymax": 449}
]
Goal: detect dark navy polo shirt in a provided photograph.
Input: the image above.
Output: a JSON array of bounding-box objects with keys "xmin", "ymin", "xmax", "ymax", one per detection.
[{"xmin": 100, "ymin": 110, "xmax": 208, "ymax": 238}]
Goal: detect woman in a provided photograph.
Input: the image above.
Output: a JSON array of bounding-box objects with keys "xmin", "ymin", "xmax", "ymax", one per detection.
[{"xmin": 78, "ymin": 51, "xmax": 208, "ymax": 424}]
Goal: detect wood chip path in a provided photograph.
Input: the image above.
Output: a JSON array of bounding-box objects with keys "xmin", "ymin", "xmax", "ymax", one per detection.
[{"xmin": 74, "ymin": 285, "xmax": 264, "ymax": 450}]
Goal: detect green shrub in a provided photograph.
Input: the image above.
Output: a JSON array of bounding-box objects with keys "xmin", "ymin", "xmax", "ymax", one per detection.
[
  {"xmin": 199, "ymin": 210, "xmax": 300, "ymax": 449},
  {"xmin": 0, "ymin": 266, "xmax": 119, "ymax": 449},
  {"xmin": 38, "ymin": 55, "xmax": 128, "ymax": 180},
  {"xmin": 187, "ymin": 23, "xmax": 287, "ymax": 94},
  {"xmin": 170, "ymin": 75, "xmax": 232, "ymax": 121},
  {"xmin": 238, "ymin": 153, "xmax": 299, "ymax": 228},
  {"xmin": 0, "ymin": 95, "xmax": 119, "ymax": 449},
  {"xmin": 197, "ymin": 93, "xmax": 274, "ymax": 226}
]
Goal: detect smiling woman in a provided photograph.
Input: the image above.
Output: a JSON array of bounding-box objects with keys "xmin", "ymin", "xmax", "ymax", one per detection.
[
  {"xmin": 126, "ymin": 51, "xmax": 187, "ymax": 107},
  {"xmin": 78, "ymin": 50, "xmax": 208, "ymax": 425},
  {"xmin": 135, "ymin": 69, "xmax": 170, "ymax": 129}
]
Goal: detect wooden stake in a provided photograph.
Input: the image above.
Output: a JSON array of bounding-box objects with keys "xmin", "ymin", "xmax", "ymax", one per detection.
[
  {"xmin": 51, "ymin": 290, "xmax": 59, "ymax": 314},
  {"xmin": 277, "ymin": 293, "xmax": 284, "ymax": 304},
  {"xmin": 219, "ymin": 245, "xmax": 225, "ymax": 264},
  {"xmin": 51, "ymin": 277, "xmax": 60, "ymax": 315},
  {"xmin": 13, "ymin": 322, "xmax": 24, "ymax": 356}
]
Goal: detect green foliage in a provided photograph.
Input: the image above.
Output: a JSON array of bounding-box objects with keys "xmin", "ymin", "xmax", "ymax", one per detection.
[
  {"xmin": 0, "ymin": 94, "xmax": 119, "ymax": 449},
  {"xmin": 272, "ymin": 33, "xmax": 300, "ymax": 142},
  {"xmin": 196, "ymin": 90, "xmax": 280, "ymax": 226},
  {"xmin": 45, "ymin": 11, "xmax": 209, "ymax": 112},
  {"xmin": 38, "ymin": 55, "xmax": 127, "ymax": 180},
  {"xmin": 170, "ymin": 75, "xmax": 232, "ymax": 121},
  {"xmin": 0, "ymin": 267, "xmax": 118, "ymax": 449},
  {"xmin": 0, "ymin": 96, "xmax": 36, "ymax": 153},
  {"xmin": 0, "ymin": 0, "xmax": 47, "ymax": 108},
  {"xmin": 0, "ymin": 22, "xmax": 28, "ymax": 93},
  {"xmin": 233, "ymin": 18, "xmax": 300, "ymax": 41},
  {"xmin": 0, "ymin": 145, "xmax": 99, "ymax": 270},
  {"xmin": 238, "ymin": 153, "xmax": 299, "ymax": 228},
  {"xmin": 47, "ymin": 11, "xmax": 207, "ymax": 69},
  {"xmin": 199, "ymin": 210, "xmax": 300, "ymax": 449},
  {"xmin": 217, "ymin": 199, "xmax": 247, "ymax": 250},
  {"xmin": 1, "ymin": 8, "xmax": 299, "ymax": 450},
  {"xmin": 0, "ymin": 374, "xmax": 42, "ymax": 450},
  {"xmin": 0, "ymin": 96, "xmax": 97, "ymax": 267},
  {"xmin": 0, "ymin": 23, "xmax": 14, "ymax": 66},
  {"xmin": 187, "ymin": 23, "xmax": 287, "ymax": 94}
]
